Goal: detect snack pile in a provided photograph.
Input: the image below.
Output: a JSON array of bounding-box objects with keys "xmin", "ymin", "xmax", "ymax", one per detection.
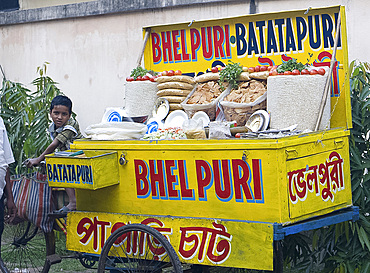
[
  {"xmin": 225, "ymin": 80, "xmax": 267, "ymax": 104},
  {"xmin": 155, "ymin": 74, "xmax": 195, "ymax": 112}
]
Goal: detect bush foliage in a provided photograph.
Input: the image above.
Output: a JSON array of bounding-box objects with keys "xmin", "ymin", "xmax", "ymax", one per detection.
[{"xmin": 0, "ymin": 62, "xmax": 61, "ymax": 174}]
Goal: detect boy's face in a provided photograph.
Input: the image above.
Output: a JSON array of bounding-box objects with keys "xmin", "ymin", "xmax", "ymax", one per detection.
[{"xmin": 50, "ymin": 105, "xmax": 71, "ymax": 129}]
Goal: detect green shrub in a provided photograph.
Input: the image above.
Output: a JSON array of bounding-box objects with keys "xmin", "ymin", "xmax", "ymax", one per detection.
[{"xmin": 0, "ymin": 62, "xmax": 61, "ymax": 174}]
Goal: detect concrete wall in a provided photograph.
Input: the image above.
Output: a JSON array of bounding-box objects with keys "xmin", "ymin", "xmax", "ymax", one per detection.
[{"xmin": 0, "ymin": 0, "xmax": 368, "ymax": 132}]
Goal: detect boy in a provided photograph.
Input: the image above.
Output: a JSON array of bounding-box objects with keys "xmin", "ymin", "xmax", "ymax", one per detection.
[
  {"xmin": 26, "ymin": 95, "xmax": 83, "ymax": 212},
  {"xmin": 0, "ymin": 116, "xmax": 16, "ymax": 251}
]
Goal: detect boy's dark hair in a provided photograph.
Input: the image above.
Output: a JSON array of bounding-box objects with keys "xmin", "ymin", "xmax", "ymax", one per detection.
[{"xmin": 50, "ymin": 95, "xmax": 72, "ymax": 114}]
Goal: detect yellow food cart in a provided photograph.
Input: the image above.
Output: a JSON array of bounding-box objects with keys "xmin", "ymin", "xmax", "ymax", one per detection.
[{"xmin": 45, "ymin": 5, "xmax": 358, "ymax": 272}]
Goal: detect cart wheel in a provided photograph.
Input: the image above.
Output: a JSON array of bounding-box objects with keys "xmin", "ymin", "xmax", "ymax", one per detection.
[
  {"xmin": 97, "ymin": 223, "xmax": 183, "ymax": 273},
  {"xmin": 79, "ymin": 255, "xmax": 97, "ymax": 269},
  {"xmin": 1, "ymin": 219, "xmax": 55, "ymax": 273}
]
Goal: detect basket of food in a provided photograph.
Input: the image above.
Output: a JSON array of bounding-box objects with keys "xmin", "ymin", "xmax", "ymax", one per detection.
[
  {"xmin": 181, "ymin": 71, "xmax": 229, "ymax": 121},
  {"xmin": 214, "ymin": 61, "xmax": 268, "ymax": 127},
  {"xmin": 220, "ymin": 79, "xmax": 267, "ymax": 126}
]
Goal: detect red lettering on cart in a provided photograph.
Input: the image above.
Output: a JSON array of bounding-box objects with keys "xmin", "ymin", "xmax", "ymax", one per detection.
[
  {"xmin": 151, "ymin": 26, "xmax": 232, "ymax": 64},
  {"xmin": 196, "ymin": 159, "xmax": 264, "ymax": 203},
  {"xmin": 288, "ymin": 151, "xmax": 345, "ymax": 204},
  {"xmin": 135, "ymin": 158, "xmax": 264, "ymax": 203},
  {"xmin": 179, "ymin": 222, "xmax": 232, "ymax": 264},
  {"xmin": 77, "ymin": 216, "xmax": 110, "ymax": 252},
  {"xmin": 47, "ymin": 163, "xmax": 93, "ymax": 185},
  {"xmin": 76, "ymin": 217, "xmax": 173, "ymax": 254},
  {"xmin": 135, "ymin": 159, "xmax": 195, "ymax": 201}
]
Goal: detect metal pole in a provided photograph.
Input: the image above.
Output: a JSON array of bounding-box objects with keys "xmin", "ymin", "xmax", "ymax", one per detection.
[
  {"xmin": 136, "ymin": 28, "xmax": 151, "ymax": 68},
  {"xmin": 314, "ymin": 12, "xmax": 341, "ymax": 131}
]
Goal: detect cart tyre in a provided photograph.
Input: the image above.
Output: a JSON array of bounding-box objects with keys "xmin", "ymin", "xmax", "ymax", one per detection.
[
  {"xmin": 97, "ymin": 223, "xmax": 183, "ymax": 273},
  {"xmin": 1, "ymin": 220, "xmax": 54, "ymax": 273}
]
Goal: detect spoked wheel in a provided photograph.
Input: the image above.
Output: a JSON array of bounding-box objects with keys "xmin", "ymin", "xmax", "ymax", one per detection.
[
  {"xmin": 97, "ymin": 223, "xmax": 183, "ymax": 273},
  {"xmin": 1, "ymin": 219, "xmax": 54, "ymax": 273}
]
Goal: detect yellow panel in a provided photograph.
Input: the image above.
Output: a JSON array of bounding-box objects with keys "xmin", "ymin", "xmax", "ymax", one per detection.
[
  {"xmin": 70, "ymin": 129, "xmax": 352, "ymax": 225},
  {"xmin": 45, "ymin": 150, "xmax": 119, "ymax": 190},
  {"xmin": 143, "ymin": 5, "xmax": 351, "ymax": 129},
  {"xmin": 287, "ymin": 144, "xmax": 352, "ymax": 221},
  {"xmin": 67, "ymin": 211, "xmax": 274, "ymax": 270}
]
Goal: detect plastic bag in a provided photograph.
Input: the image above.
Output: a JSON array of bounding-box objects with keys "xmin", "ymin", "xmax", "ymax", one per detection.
[
  {"xmin": 208, "ymin": 121, "xmax": 232, "ymax": 139},
  {"xmin": 85, "ymin": 122, "xmax": 147, "ymax": 140},
  {"xmin": 183, "ymin": 119, "xmax": 206, "ymax": 139}
]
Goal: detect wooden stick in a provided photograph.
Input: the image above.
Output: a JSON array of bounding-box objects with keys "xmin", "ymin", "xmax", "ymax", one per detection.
[
  {"xmin": 136, "ymin": 28, "xmax": 151, "ymax": 67},
  {"xmin": 314, "ymin": 11, "xmax": 341, "ymax": 131}
]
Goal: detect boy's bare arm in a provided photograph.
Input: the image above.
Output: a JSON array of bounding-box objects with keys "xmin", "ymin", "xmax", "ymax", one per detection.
[
  {"xmin": 5, "ymin": 167, "xmax": 17, "ymax": 218},
  {"xmin": 26, "ymin": 138, "xmax": 60, "ymax": 168}
]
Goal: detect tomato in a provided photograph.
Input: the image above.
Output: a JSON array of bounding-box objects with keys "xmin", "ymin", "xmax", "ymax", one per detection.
[
  {"xmin": 248, "ymin": 67, "xmax": 255, "ymax": 73},
  {"xmin": 136, "ymin": 76, "xmax": 142, "ymax": 81},
  {"xmin": 267, "ymin": 66, "xmax": 273, "ymax": 71},
  {"xmin": 149, "ymin": 76, "xmax": 156, "ymax": 82},
  {"xmin": 284, "ymin": 71, "xmax": 292, "ymax": 75},
  {"xmin": 142, "ymin": 75, "xmax": 150, "ymax": 81},
  {"xmin": 255, "ymin": 65, "xmax": 260, "ymax": 72},
  {"xmin": 318, "ymin": 68, "xmax": 326, "ymax": 75},
  {"xmin": 126, "ymin": 77, "xmax": 134, "ymax": 82},
  {"xmin": 174, "ymin": 70, "xmax": 182, "ymax": 75},
  {"xmin": 167, "ymin": 70, "xmax": 175, "ymax": 76},
  {"xmin": 162, "ymin": 70, "xmax": 168, "ymax": 76},
  {"xmin": 211, "ymin": 67, "xmax": 219, "ymax": 73},
  {"xmin": 260, "ymin": 66, "xmax": 267, "ymax": 71},
  {"xmin": 301, "ymin": 69, "xmax": 310, "ymax": 75},
  {"xmin": 310, "ymin": 69, "xmax": 318, "ymax": 75},
  {"xmin": 235, "ymin": 133, "xmax": 241, "ymax": 138},
  {"xmin": 278, "ymin": 72, "xmax": 284, "ymax": 75},
  {"xmin": 291, "ymin": 69, "xmax": 300, "ymax": 75},
  {"xmin": 270, "ymin": 70, "xmax": 278, "ymax": 76}
]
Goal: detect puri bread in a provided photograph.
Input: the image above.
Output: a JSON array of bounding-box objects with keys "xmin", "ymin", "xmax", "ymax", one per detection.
[
  {"xmin": 155, "ymin": 75, "xmax": 195, "ymax": 85},
  {"xmin": 157, "ymin": 89, "xmax": 192, "ymax": 97},
  {"xmin": 194, "ymin": 72, "xmax": 220, "ymax": 83},
  {"xmin": 157, "ymin": 82, "xmax": 194, "ymax": 90}
]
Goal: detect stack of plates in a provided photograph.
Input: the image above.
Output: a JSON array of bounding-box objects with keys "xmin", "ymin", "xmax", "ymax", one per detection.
[
  {"xmin": 191, "ymin": 111, "xmax": 210, "ymax": 127},
  {"xmin": 245, "ymin": 110, "xmax": 270, "ymax": 132},
  {"xmin": 164, "ymin": 110, "xmax": 188, "ymax": 128}
]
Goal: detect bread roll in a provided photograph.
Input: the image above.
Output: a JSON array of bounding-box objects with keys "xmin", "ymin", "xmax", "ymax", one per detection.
[
  {"xmin": 194, "ymin": 72, "xmax": 220, "ymax": 83},
  {"xmin": 161, "ymin": 96, "xmax": 186, "ymax": 103},
  {"xmin": 157, "ymin": 82, "xmax": 194, "ymax": 90},
  {"xmin": 157, "ymin": 89, "xmax": 192, "ymax": 97},
  {"xmin": 169, "ymin": 103, "xmax": 183, "ymax": 111},
  {"xmin": 250, "ymin": 71, "xmax": 269, "ymax": 80},
  {"xmin": 156, "ymin": 75, "xmax": 195, "ymax": 85}
]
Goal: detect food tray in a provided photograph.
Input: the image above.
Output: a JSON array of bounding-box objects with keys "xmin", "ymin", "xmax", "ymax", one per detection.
[{"xmin": 181, "ymin": 84, "xmax": 230, "ymax": 121}]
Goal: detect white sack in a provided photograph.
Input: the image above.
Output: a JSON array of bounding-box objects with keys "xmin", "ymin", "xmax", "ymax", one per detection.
[
  {"xmin": 267, "ymin": 75, "xmax": 330, "ymax": 131},
  {"xmin": 124, "ymin": 81, "xmax": 158, "ymax": 117},
  {"xmin": 85, "ymin": 122, "xmax": 147, "ymax": 140}
]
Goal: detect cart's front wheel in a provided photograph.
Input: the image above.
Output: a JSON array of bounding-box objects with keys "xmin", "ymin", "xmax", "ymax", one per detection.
[
  {"xmin": 1, "ymin": 220, "xmax": 55, "ymax": 273},
  {"xmin": 97, "ymin": 223, "xmax": 183, "ymax": 273}
]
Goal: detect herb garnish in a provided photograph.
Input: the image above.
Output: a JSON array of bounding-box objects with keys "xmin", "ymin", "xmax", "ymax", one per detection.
[
  {"xmin": 219, "ymin": 61, "xmax": 243, "ymax": 90},
  {"xmin": 277, "ymin": 58, "xmax": 306, "ymax": 73}
]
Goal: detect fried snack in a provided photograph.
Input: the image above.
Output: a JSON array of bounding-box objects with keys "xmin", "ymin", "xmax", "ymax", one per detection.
[
  {"xmin": 157, "ymin": 89, "xmax": 192, "ymax": 97},
  {"xmin": 162, "ymin": 96, "xmax": 186, "ymax": 103},
  {"xmin": 249, "ymin": 71, "xmax": 269, "ymax": 80},
  {"xmin": 194, "ymin": 72, "xmax": 220, "ymax": 83},
  {"xmin": 225, "ymin": 80, "xmax": 267, "ymax": 103},
  {"xmin": 169, "ymin": 103, "xmax": 183, "ymax": 111},
  {"xmin": 239, "ymin": 72, "xmax": 251, "ymax": 81},
  {"xmin": 157, "ymin": 82, "xmax": 194, "ymax": 90},
  {"xmin": 186, "ymin": 81, "xmax": 223, "ymax": 104},
  {"xmin": 155, "ymin": 75, "xmax": 195, "ymax": 85}
]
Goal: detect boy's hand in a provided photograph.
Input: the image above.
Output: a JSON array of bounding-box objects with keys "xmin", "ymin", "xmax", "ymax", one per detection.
[
  {"xmin": 24, "ymin": 158, "xmax": 40, "ymax": 168},
  {"xmin": 6, "ymin": 198, "xmax": 17, "ymax": 221}
]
